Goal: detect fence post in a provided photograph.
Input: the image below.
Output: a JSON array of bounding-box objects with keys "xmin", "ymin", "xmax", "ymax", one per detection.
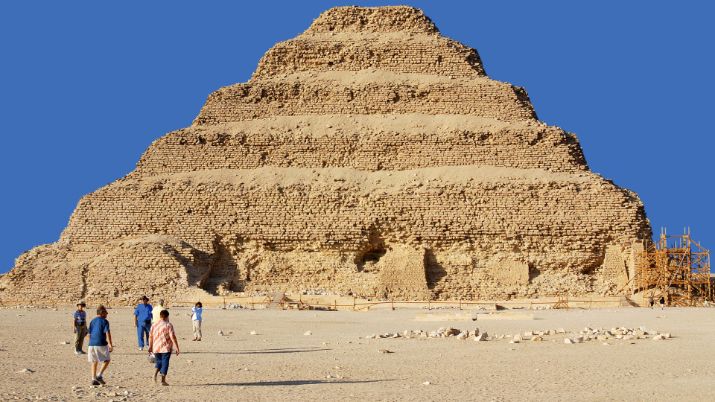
[
  {"xmin": 353, "ymin": 296, "xmax": 356, "ymax": 311},
  {"xmin": 459, "ymin": 299, "xmax": 462, "ymax": 310},
  {"xmin": 391, "ymin": 298, "xmax": 395, "ymax": 311},
  {"xmin": 428, "ymin": 299, "xmax": 431, "ymax": 310},
  {"xmin": 334, "ymin": 299, "xmax": 337, "ymax": 311}
]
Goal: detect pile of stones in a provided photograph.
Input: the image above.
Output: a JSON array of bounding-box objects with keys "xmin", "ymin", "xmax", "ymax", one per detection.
[{"xmin": 364, "ymin": 326, "xmax": 672, "ymax": 344}]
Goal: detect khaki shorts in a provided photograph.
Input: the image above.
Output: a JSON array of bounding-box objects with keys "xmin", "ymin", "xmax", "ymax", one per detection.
[{"xmin": 87, "ymin": 346, "xmax": 110, "ymax": 362}]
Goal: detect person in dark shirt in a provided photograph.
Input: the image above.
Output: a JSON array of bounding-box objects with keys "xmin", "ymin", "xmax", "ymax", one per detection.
[
  {"xmin": 86, "ymin": 305, "xmax": 113, "ymax": 386},
  {"xmin": 133, "ymin": 296, "xmax": 153, "ymax": 351},
  {"xmin": 73, "ymin": 301, "xmax": 88, "ymax": 355}
]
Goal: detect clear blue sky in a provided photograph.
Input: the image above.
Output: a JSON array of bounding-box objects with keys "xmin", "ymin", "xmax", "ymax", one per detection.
[{"xmin": 1, "ymin": 1, "xmax": 713, "ymax": 273}]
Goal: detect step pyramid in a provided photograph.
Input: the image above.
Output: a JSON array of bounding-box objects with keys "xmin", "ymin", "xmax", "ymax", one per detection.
[{"xmin": 0, "ymin": 6, "xmax": 650, "ymax": 305}]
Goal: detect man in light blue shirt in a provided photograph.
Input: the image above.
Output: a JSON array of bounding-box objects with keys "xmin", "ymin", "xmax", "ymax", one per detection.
[{"xmin": 133, "ymin": 296, "xmax": 153, "ymax": 351}]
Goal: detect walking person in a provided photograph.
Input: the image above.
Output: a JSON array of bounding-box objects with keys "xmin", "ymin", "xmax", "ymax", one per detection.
[
  {"xmin": 152, "ymin": 299, "xmax": 166, "ymax": 324},
  {"xmin": 87, "ymin": 305, "xmax": 113, "ymax": 386},
  {"xmin": 73, "ymin": 301, "xmax": 88, "ymax": 355},
  {"xmin": 148, "ymin": 309, "xmax": 180, "ymax": 386},
  {"xmin": 659, "ymin": 295, "xmax": 666, "ymax": 310},
  {"xmin": 191, "ymin": 301, "xmax": 203, "ymax": 341},
  {"xmin": 134, "ymin": 296, "xmax": 153, "ymax": 351}
]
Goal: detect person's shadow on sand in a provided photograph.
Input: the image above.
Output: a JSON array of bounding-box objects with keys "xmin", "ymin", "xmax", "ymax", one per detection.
[
  {"xmin": 182, "ymin": 347, "xmax": 332, "ymax": 355},
  {"xmin": 202, "ymin": 379, "xmax": 395, "ymax": 386}
]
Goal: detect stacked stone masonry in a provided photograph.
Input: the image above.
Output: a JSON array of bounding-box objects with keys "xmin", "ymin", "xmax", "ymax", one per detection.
[
  {"xmin": 193, "ymin": 74, "xmax": 537, "ymax": 125},
  {"xmin": 133, "ymin": 116, "xmax": 587, "ymax": 177},
  {"xmin": 0, "ymin": 6, "xmax": 651, "ymax": 305},
  {"xmin": 252, "ymin": 35, "xmax": 486, "ymax": 78}
]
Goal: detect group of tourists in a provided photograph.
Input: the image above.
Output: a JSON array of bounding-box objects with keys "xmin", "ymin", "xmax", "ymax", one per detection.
[{"xmin": 72, "ymin": 297, "xmax": 204, "ymax": 386}]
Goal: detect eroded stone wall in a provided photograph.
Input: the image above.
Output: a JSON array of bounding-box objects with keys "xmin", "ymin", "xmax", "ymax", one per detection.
[
  {"xmin": 193, "ymin": 74, "xmax": 537, "ymax": 125},
  {"xmin": 133, "ymin": 116, "xmax": 586, "ymax": 177}
]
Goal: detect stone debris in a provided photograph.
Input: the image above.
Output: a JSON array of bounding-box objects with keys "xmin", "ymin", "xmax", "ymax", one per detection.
[
  {"xmin": 304, "ymin": 331, "xmax": 312, "ymax": 336},
  {"xmin": 217, "ymin": 330, "xmax": 224, "ymax": 336},
  {"xmin": 249, "ymin": 330, "xmax": 258, "ymax": 335},
  {"xmin": 0, "ymin": 5, "xmax": 650, "ymax": 307},
  {"xmin": 17, "ymin": 368, "xmax": 34, "ymax": 374},
  {"xmin": 378, "ymin": 349, "xmax": 394, "ymax": 354},
  {"xmin": 367, "ymin": 326, "xmax": 673, "ymax": 345}
]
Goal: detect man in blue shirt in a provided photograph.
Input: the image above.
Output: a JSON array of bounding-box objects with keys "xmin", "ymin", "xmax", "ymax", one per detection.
[
  {"xmin": 86, "ymin": 305, "xmax": 113, "ymax": 386},
  {"xmin": 134, "ymin": 296, "xmax": 153, "ymax": 351}
]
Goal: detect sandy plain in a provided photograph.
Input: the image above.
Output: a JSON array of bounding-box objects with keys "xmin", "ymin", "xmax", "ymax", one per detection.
[{"xmin": 1, "ymin": 305, "xmax": 714, "ymax": 401}]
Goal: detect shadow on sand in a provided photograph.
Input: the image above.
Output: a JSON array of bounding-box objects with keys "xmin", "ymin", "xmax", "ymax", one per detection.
[
  {"xmin": 202, "ymin": 379, "xmax": 395, "ymax": 387},
  {"xmin": 182, "ymin": 347, "xmax": 331, "ymax": 355}
]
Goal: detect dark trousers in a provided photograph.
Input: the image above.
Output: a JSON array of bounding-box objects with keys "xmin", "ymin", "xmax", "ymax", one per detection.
[
  {"xmin": 154, "ymin": 352, "xmax": 171, "ymax": 375},
  {"xmin": 74, "ymin": 324, "xmax": 87, "ymax": 352},
  {"xmin": 137, "ymin": 321, "xmax": 151, "ymax": 348}
]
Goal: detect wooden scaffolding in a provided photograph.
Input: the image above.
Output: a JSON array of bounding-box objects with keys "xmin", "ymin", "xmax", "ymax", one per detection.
[{"xmin": 634, "ymin": 228, "xmax": 711, "ymax": 306}]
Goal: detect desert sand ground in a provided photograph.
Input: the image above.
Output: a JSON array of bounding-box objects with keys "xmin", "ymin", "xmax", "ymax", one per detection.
[{"xmin": 1, "ymin": 305, "xmax": 714, "ymax": 401}]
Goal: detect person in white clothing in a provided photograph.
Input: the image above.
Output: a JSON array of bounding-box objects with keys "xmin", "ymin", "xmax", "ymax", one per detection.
[{"xmin": 191, "ymin": 301, "xmax": 203, "ymax": 341}]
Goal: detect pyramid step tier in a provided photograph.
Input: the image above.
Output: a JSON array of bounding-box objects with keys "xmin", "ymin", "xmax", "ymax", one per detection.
[
  {"xmin": 253, "ymin": 33, "xmax": 484, "ymax": 78},
  {"xmin": 193, "ymin": 72, "xmax": 537, "ymax": 125},
  {"xmin": 134, "ymin": 115, "xmax": 586, "ymax": 177},
  {"xmin": 63, "ymin": 166, "xmax": 648, "ymax": 270},
  {"xmin": 306, "ymin": 6, "xmax": 439, "ymax": 34}
]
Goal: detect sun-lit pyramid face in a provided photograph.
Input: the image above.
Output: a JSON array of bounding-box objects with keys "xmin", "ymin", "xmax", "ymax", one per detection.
[{"xmin": 0, "ymin": 6, "xmax": 650, "ymax": 306}]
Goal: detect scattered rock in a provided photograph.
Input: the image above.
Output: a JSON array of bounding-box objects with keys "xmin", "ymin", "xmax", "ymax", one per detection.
[
  {"xmin": 304, "ymin": 331, "xmax": 312, "ymax": 336},
  {"xmin": 378, "ymin": 349, "xmax": 393, "ymax": 354},
  {"xmin": 474, "ymin": 332, "xmax": 488, "ymax": 342},
  {"xmin": 217, "ymin": 330, "xmax": 224, "ymax": 336},
  {"xmin": 443, "ymin": 327, "xmax": 460, "ymax": 337},
  {"xmin": 422, "ymin": 381, "xmax": 431, "ymax": 386},
  {"xmin": 17, "ymin": 368, "xmax": 34, "ymax": 374},
  {"xmin": 249, "ymin": 330, "xmax": 258, "ymax": 335}
]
